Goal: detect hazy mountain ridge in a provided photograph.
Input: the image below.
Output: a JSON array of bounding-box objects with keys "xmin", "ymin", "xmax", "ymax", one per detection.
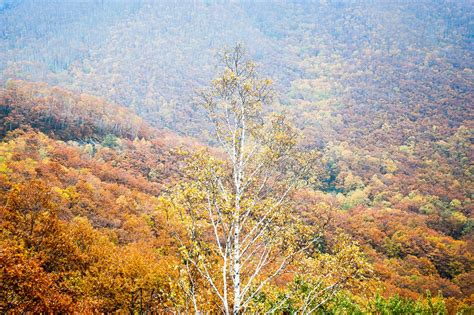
[{"xmin": 1, "ymin": 1, "xmax": 472, "ymax": 134}]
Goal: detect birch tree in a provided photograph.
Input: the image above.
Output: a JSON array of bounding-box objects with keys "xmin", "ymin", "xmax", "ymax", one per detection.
[{"xmin": 167, "ymin": 44, "xmax": 319, "ymax": 314}]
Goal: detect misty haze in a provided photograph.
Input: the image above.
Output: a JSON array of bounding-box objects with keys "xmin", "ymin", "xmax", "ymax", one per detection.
[{"xmin": 0, "ymin": 1, "xmax": 472, "ymax": 314}]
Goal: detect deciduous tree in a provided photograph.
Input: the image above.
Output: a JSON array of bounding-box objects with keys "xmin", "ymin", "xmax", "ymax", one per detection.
[{"xmin": 167, "ymin": 45, "xmax": 319, "ymax": 314}]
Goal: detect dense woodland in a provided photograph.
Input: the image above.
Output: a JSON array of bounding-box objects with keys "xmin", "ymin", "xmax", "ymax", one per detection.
[{"xmin": 0, "ymin": 1, "xmax": 473, "ymax": 314}]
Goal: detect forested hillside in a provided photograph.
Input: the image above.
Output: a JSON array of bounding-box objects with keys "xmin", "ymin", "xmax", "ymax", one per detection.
[{"xmin": 0, "ymin": 1, "xmax": 473, "ymax": 314}]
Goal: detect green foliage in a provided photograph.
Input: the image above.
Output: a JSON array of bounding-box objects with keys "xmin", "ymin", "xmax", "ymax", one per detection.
[
  {"xmin": 369, "ymin": 294, "xmax": 447, "ymax": 315},
  {"xmin": 340, "ymin": 189, "xmax": 370, "ymax": 210},
  {"xmin": 101, "ymin": 134, "xmax": 120, "ymax": 149}
]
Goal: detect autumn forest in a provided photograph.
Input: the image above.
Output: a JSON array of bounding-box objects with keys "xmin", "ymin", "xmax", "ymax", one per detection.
[{"xmin": 0, "ymin": 1, "xmax": 473, "ymax": 314}]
